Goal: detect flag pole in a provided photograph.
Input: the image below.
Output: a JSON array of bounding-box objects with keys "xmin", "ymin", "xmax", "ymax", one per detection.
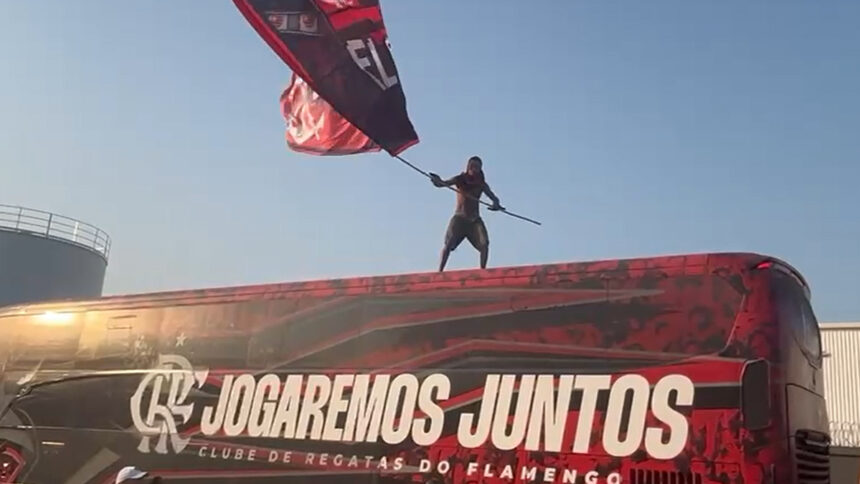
[{"xmin": 392, "ymin": 154, "xmax": 542, "ymax": 226}]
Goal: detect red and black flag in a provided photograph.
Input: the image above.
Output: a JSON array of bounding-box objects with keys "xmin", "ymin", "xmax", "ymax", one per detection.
[
  {"xmin": 280, "ymin": 73, "xmax": 379, "ymax": 155},
  {"xmin": 234, "ymin": 0, "xmax": 419, "ymax": 156}
]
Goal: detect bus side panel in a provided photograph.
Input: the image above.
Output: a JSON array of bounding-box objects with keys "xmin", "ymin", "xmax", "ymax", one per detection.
[{"xmin": 0, "ymin": 257, "xmax": 781, "ymax": 483}]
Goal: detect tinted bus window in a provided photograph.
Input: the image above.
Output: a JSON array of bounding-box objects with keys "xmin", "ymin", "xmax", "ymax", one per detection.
[{"xmin": 774, "ymin": 272, "xmax": 822, "ymax": 365}]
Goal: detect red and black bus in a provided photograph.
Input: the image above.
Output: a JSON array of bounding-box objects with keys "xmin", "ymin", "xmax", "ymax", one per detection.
[{"xmin": 0, "ymin": 252, "xmax": 829, "ymax": 483}]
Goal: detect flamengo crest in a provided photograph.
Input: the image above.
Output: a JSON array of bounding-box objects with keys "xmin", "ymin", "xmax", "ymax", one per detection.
[{"xmin": 130, "ymin": 354, "xmax": 209, "ymax": 454}]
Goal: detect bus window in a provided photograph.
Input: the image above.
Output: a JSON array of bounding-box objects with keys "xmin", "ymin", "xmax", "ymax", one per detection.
[
  {"xmin": 799, "ymin": 294, "xmax": 822, "ymax": 362},
  {"xmin": 774, "ymin": 272, "xmax": 822, "ymax": 366}
]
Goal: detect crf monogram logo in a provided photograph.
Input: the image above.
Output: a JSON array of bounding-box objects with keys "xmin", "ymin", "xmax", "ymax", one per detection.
[{"xmin": 130, "ymin": 355, "xmax": 208, "ymax": 454}]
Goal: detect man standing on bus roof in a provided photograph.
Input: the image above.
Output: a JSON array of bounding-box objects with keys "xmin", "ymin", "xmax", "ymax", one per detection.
[{"xmin": 430, "ymin": 156, "xmax": 503, "ymax": 272}]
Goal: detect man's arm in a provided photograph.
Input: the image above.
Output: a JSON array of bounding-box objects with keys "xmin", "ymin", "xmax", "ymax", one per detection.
[
  {"xmin": 430, "ymin": 173, "xmax": 459, "ymax": 187},
  {"xmin": 483, "ymin": 183, "xmax": 502, "ymax": 208}
]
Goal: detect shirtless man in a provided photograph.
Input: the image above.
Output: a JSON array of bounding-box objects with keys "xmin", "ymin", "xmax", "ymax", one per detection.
[{"xmin": 430, "ymin": 156, "xmax": 503, "ymax": 271}]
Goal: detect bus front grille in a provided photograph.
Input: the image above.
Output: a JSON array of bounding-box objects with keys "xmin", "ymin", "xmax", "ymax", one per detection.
[
  {"xmin": 796, "ymin": 431, "xmax": 831, "ymax": 483},
  {"xmin": 628, "ymin": 469, "xmax": 703, "ymax": 484}
]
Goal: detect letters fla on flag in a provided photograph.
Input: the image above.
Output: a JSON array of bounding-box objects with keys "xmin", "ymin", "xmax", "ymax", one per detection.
[{"xmin": 234, "ymin": 0, "xmax": 419, "ymax": 156}]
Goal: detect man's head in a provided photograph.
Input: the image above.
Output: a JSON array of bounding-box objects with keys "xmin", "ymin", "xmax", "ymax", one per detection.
[{"xmin": 466, "ymin": 156, "xmax": 483, "ymax": 176}]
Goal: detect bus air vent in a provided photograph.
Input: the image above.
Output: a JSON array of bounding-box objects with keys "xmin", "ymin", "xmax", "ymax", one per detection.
[
  {"xmin": 628, "ymin": 468, "xmax": 703, "ymax": 484},
  {"xmin": 795, "ymin": 431, "xmax": 830, "ymax": 483}
]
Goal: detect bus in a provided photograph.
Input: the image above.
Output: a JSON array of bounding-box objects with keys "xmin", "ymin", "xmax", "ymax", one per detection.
[{"xmin": 0, "ymin": 252, "xmax": 829, "ymax": 483}]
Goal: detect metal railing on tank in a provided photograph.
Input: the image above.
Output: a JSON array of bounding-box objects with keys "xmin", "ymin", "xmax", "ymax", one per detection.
[{"xmin": 0, "ymin": 204, "xmax": 111, "ymax": 261}]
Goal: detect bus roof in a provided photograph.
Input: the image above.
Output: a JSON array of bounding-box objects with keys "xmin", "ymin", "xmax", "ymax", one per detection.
[{"xmin": 0, "ymin": 251, "xmax": 804, "ymax": 315}]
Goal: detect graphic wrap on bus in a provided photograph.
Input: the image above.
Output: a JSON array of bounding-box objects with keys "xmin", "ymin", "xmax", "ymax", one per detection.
[
  {"xmin": 129, "ymin": 354, "xmax": 695, "ymax": 479},
  {"xmin": 0, "ymin": 253, "xmax": 828, "ymax": 483}
]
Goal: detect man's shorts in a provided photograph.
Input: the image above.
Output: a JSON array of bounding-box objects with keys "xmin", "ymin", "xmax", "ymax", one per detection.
[{"xmin": 444, "ymin": 214, "xmax": 489, "ymax": 251}]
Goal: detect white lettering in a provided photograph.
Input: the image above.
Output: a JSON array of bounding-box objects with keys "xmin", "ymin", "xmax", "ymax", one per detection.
[
  {"xmin": 603, "ymin": 374, "xmax": 650, "ymax": 457},
  {"xmin": 295, "ymin": 375, "xmax": 331, "ymax": 440},
  {"xmin": 224, "ymin": 374, "xmax": 256, "ymax": 437},
  {"xmin": 323, "ymin": 375, "xmax": 354, "ymax": 441},
  {"xmin": 526, "ymin": 375, "xmax": 573, "ymax": 452},
  {"xmin": 458, "ymin": 374, "xmax": 500, "ymax": 447},
  {"xmin": 248, "ymin": 374, "xmax": 280, "ymax": 437},
  {"xmin": 521, "ymin": 466, "xmax": 538, "ymax": 481},
  {"xmin": 201, "ymin": 375, "xmax": 233, "ymax": 435},
  {"xmin": 346, "ymin": 39, "xmax": 372, "ymax": 74},
  {"xmin": 343, "ymin": 375, "xmax": 389, "ymax": 442},
  {"xmin": 492, "ymin": 374, "xmax": 535, "ymax": 450},
  {"xmin": 413, "ymin": 373, "xmax": 450, "ymax": 445},
  {"xmin": 133, "ymin": 360, "xmax": 696, "ymax": 464},
  {"xmin": 381, "ymin": 374, "xmax": 419, "ymax": 444},
  {"xmin": 268, "ymin": 375, "xmax": 303, "ymax": 438},
  {"xmin": 572, "ymin": 375, "xmax": 611, "ymax": 453},
  {"xmin": 346, "ymin": 38, "xmax": 399, "ymax": 90},
  {"xmin": 366, "ymin": 40, "xmax": 398, "ymax": 87},
  {"xmin": 646, "ymin": 374, "xmax": 694, "ymax": 459}
]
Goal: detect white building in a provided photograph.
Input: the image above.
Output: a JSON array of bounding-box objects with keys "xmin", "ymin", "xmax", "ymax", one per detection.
[
  {"xmin": 821, "ymin": 322, "xmax": 860, "ymax": 483},
  {"xmin": 822, "ymin": 322, "xmax": 860, "ymax": 448}
]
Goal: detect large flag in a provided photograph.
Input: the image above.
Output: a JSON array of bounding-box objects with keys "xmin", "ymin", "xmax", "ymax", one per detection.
[
  {"xmin": 234, "ymin": 0, "xmax": 419, "ymax": 156},
  {"xmin": 280, "ymin": 73, "xmax": 379, "ymax": 155}
]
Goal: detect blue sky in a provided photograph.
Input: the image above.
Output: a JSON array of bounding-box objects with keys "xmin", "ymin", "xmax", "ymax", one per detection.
[{"xmin": 1, "ymin": 2, "xmax": 858, "ymax": 321}]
